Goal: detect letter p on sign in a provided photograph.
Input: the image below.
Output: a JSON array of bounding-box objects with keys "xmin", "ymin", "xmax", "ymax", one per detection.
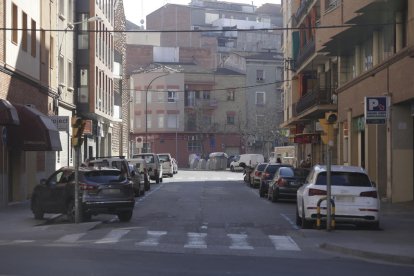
[{"xmin": 368, "ymin": 99, "xmax": 379, "ymax": 111}]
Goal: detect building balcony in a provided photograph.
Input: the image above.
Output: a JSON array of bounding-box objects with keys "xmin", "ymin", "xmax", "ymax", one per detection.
[
  {"xmin": 296, "ymin": 87, "xmax": 333, "ymax": 115},
  {"xmin": 294, "ymin": 0, "xmax": 315, "ymax": 27},
  {"xmin": 296, "ymin": 39, "xmax": 315, "ymax": 70}
]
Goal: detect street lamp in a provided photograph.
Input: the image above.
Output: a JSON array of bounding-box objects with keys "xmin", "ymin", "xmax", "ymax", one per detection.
[{"xmin": 144, "ymin": 72, "xmax": 170, "ymax": 153}]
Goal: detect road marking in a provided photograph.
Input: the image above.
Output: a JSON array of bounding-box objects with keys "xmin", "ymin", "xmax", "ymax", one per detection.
[
  {"xmin": 280, "ymin": 213, "xmax": 300, "ymax": 230},
  {"xmin": 269, "ymin": 235, "xmax": 300, "ymax": 251},
  {"xmin": 55, "ymin": 233, "xmax": 86, "ymax": 243},
  {"xmin": 184, "ymin": 232, "xmax": 207, "ymax": 249},
  {"xmin": 95, "ymin": 229, "xmax": 130, "ymax": 244},
  {"xmin": 227, "ymin": 234, "xmax": 253, "ymax": 250},
  {"xmin": 136, "ymin": 231, "xmax": 167, "ymax": 247}
]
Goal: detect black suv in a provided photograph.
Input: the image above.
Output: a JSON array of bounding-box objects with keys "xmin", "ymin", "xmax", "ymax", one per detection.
[
  {"xmin": 31, "ymin": 166, "xmax": 135, "ymax": 222},
  {"xmin": 259, "ymin": 163, "xmax": 293, "ymax": 198},
  {"xmin": 84, "ymin": 156, "xmax": 144, "ymax": 197}
]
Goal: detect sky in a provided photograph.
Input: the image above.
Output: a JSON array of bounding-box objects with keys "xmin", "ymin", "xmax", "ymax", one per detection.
[{"xmin": 123, "ymin": 0, "xmax": 281, "ymax": 27}]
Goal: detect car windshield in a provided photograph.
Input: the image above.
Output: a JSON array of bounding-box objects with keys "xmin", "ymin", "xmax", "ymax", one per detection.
[
  {"xmin": 158, "ymin": 155, "xmax": 170, "ymax": 162},
  {"xmin": 279, "ymin": 167, "xmax": 295, "ymax": 177},
  {"xmin": 315, "ymin": 172, "xmax": 372, "ymax": 187},
  {"xmin": 83, "ymin": 170, "xmax": 126, "ymax": 182},
  {"xmin": 257, "ymin": 164, "xmax": 267, "ymax": 171},
  {"xmin": 266, "ymin": 165, "xmax": 280, "ymax": 173}
]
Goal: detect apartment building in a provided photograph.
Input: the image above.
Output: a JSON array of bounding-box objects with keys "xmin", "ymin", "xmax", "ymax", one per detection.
[
  {"xmin": 0, "ymin": 0, "xmax": 62, "ymax": 206},
  {"xmin": 281, "ymin": 0, "xmax": 414, "ymax": 202}
]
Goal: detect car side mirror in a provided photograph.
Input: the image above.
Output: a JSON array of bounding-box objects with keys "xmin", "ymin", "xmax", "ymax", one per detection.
[
  {"xmin": 40, "ymin": 179, "xmax": 47, "ymax": 185},
  {"xmin": 131, "ymin": 170, "xmax": 136, "ymax": 177},
  {"xmin": 48, "ymin": 180, "xmax": 57, "ymax": 187},
  {"xmin": 239, "ymin": 162, "xmax": 246, "ymax": 168},
  {"xmin": 372, "ymin": 181, "xmax": 377, "ymax": 187}
]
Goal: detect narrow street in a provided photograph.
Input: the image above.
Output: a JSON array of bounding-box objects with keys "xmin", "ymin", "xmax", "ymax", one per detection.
[{"xmin": 0, "ymin": 170, "xmax": 413, "ymax": 275}]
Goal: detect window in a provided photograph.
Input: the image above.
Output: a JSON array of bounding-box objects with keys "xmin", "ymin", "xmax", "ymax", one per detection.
[
  {"xmin": 134, "ymin": 90, "xmax": 141, "ymax": 104},
  {"xmin": 202, "ymin": 91, "xmax": 210, "ymax": 100},
  {"xmin": 158, "ymin": 114, "xmax": 165, "ymax": 128},
  {"xmin": 187, "ymin": 91, "xmax": 196, "ymax": 106},
  {"xmin": 134, "ymin": 115, "xmax": 141, "ymax": 129},
  {"xmin": 146, "ymin": 114, "xmax": 152, "ymax": 129},
  {"xmin": 157, "ymin": 91, "xmax": 164, "ymax": 102},
  {"xmin": 168, "ymin": 91, "xmax": 177, "ymax": 102},
  {"xmin": 255, "ymin": 92, "xmax": 265, "ymax": 105},
  {"xmin": 227, "ymin": 89, "xmax": 235, "ymax": 101},
  {"xmin": 167, "ymin": 115, "xmax": 178, "ymax": 129},
  {"xmin": 22, "ymin": 12, "xmax": 28, "ymax": 51},
  {"xmin": 31, "ymin": 20, "xmax": 36, "ymax": 57},
  {"xmin": 58, "ymin": 56, "xmax": 64, "ymax": 84},
  {"xmin": 59, "ymin": 0, "xmax": 65, "ymax": 16},
  {"xmin": 40, "ymin": 30, "xmax": 46, "ymax": 63},
  {"xmin": 188, "ymin": 140, "xmax": 201, "ymax": 152},
  {"xmin": 67, "ymin": 61, "xmax": 73, "ymax": 88},
  {"xmin": 256, "ymin": 69, "xmax": 264, "ymax": 81},
  {"xmin": 12, "ymin": 4, "xmax": 18, "ymax": 44},
  {"xmin": 202, "ymin": 115, "xmax": 212, "ymax": 126},
  {"xmin": 50, "ymin": 36, "xmax": 55, "ymax": 68},
  {"xmin": 227, "ymin": 114, "xmax": 235, "ymax": 125}
]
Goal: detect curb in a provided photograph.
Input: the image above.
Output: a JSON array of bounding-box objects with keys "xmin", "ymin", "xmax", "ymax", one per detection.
[{"xmin": 319, "ymin": 243, "xmax": 414, "ymax": 266}]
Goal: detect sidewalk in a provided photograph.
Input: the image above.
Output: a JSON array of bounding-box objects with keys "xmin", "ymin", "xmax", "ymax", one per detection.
[
  {"xmin": 302, "ymin": 200, "xmax": 414, "ymax": 266},
  {"xmin": 1, "ymin": 200, "xmax": 414, "ymax": 265}
]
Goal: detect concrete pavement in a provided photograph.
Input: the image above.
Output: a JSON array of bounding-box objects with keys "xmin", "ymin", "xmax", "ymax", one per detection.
[{"xmin": 1, "ymin": 200, "xmax": 413, "ymax": 266}]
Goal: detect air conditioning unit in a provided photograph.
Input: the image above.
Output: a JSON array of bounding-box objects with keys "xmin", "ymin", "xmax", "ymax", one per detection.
[{"xmin": 136, "ymin": 136, "xmax": 143, "ymax": 148}]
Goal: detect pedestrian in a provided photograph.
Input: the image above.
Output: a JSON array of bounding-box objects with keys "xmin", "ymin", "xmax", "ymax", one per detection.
[{"xmin": 276, "ymin": 157, "xmax": 282, "ymax": 163}]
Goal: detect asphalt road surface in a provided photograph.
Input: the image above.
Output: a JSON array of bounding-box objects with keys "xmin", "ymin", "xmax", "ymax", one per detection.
[{"xmin": 0, "ymin": 170, "xmax": 413, "ymax": 275}]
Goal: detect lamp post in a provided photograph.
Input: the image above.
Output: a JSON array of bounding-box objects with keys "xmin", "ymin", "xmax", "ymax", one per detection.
[
  {"xmin": 70, "ymin": 15, "xmax": 101, "ymax": 224},
  {"xmin": 144, "ymin": 72, "xmax": 170, "ymax": 153}
]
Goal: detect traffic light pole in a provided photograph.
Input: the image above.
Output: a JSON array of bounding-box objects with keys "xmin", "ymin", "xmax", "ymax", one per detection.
[
  {"xmin": 326, "ymin": 145, "xmax": 332, "ymax": 231},
  {"xmin": 74, "ymin": 145, "xmax": 80, "ymax": 223}
]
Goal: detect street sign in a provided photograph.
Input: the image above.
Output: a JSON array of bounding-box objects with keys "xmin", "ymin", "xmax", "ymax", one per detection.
[
  {"xmin": 50, "ymin": 116, "xmax": 70, "ymax": 131},
  {"xmin": 365, "ymin": 96, "xmax": 388, "ymax": 124}
]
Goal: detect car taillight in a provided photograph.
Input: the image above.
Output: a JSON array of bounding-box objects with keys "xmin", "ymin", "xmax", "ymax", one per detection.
[
  {"xmin": 263, "ymin": 172, "xmax": 270, "ymax": 179},
  {"xmin": 79, "ymin": 183, "xmax": 97, "ymax": 191},
  {"xmin": 277, "ymin": 178, "xmax": 287, "ymax": 187},
  {"xmin": 360, "ymin": 191, "xmax": 378, "ymax": 198},
  {"xmin": 308, "ymin": 188, "xmax": 327, "ymax": 196}
]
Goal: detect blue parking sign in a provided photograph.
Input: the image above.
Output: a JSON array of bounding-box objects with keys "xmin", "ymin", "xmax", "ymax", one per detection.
[{"xmin": 365, "ymin": 96, "xmax": 388, "ymax": 124}]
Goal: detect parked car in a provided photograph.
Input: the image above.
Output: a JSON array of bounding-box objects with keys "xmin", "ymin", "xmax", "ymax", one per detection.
[
  {"xmin": 83, "ymin": 156, "xmax": 142, "ymax": 196},
  {"xmin": 230, "ymin": 154, "xmax": 264, "ymax": 172},
  {"xmin": 128, "ymin": 158, "xmax": 150, "ymax": 191},
  {"xmin": 128, "ymin": 163, "xmax": 145, "ymax": 197},
  {"xmin": 296, "ymin": 165, "xmax": 380, "ymax": 229},
  {"xmin": 30, "ymin": 166, "xmax": 135, "ymax": 222},
  {"xmin": 259, "ymin": 163, "xmax": 293, "ymax": 198},
  {"xmin": 158, "ymin": 153, "xmax": 174, "ymax": 177},
  {"xmin": 250, "ymin": 163, "xmax": 268, "ymax": 188},
  {"xmin": 171, "ymin": 158, "xmax": 178, "ymax": 174},
  {"xmin": 267, "ymin": 167, "xmax": 309, "ymax": 202},
  {"xmin": 227, "ymin": 155, "xmax": 238, "ymax": 168},
  {"xmin": 132, "ymin": 153, "xmax": 163, "ymax": 183}
]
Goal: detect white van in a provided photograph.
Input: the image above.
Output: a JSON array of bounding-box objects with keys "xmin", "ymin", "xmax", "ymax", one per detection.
[{"xmin": 230, "ymin": 154, "xmax": 264, "ymax": 171}]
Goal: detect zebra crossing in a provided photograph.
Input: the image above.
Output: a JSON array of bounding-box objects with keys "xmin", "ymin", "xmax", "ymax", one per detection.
[{"xmin": 1, "ymin": 227, "xmax": 301, "ymax": 256}]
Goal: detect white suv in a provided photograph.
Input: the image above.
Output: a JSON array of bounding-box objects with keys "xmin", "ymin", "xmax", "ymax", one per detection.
[
  {"xmin": 296, "ymin": 165, "xmax": 380, "ymax": 229},
  {"xmin": 157, "ymin": 153, "xmax": 174, "ymax": 177},
  {"xmin": 132, "ymin": 153, "xmax": 163, "ymax": 183}
]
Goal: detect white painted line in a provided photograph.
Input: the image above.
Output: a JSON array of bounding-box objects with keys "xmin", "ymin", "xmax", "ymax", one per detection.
[
  {"xmin": 136, "ymin": 231, "xmax": 167, "ymax": 247},
  {"xmin": 269, "ymin": 235, "xmax": 300, "ymax": 251},
  {"xmin": 184, "ymin": 232, "xmax": 207, "ymax": 249},
  {"xmin": 12, "ymin": 240, "xmax": 34, "ymax": 244},
  {"xmin": 227, "ymin": 234, "xmax": 253, "ymax": 250},
  {"xmin": 95, "ymin": 229, "xmax": 130, "ymax": 244},
  {"xmin": 55, "ymin": 233, "xmax": 86, "ymax": 243},
  {"xmin": 280, "ymin": 213, "xmax": 300, "ymax": 230}
]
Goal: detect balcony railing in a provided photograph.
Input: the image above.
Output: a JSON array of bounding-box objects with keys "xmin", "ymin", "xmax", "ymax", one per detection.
[
  {"xmin": 294, "ymin": 0, "xmax": 314, "ymax": 27},
  {"xmin": 295, "ymin": 87, "xmax": 333, "ymax": 115},
  {"xmin": 295, "ymin": 39, "xmax": 315, "ymax": 70}
]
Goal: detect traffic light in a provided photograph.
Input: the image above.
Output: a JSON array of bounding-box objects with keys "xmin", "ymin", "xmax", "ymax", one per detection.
[
  {"xmin": 319, "ymin": 112, "xmax": 337, "ymax": 146},
  {"xmin": 71, "ymin": 116, "xmax": 86, "ymax": 147}
]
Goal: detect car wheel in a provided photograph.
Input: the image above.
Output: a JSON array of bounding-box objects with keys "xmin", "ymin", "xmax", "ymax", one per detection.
[
  {"xmin": 82, "ymin": 212, "xmax": 92, "ymax": 222},
  {"xmin": 259, "ymin": 184, "xmax": 265, "ymax": 198},
  {"xmin": 230, "ymin": 166, "xmax": 234, "ymax": 172},
  {"xmin": 295, "ymin": 205, "xmax": 302, "ymax": 226},
  {"xmin": 155, "ymin": 175, "xmax": 160, "ymax": 183},
  {"xmin": 118, "ymin": 210, "xmax": 133, "ymax": 222},
  {"xmin": 145, "ymin": 180, "xmax": 150, "ymax": 191},
  {"xmin": 301, "ymin": 201, "xmax": 312, "ymax": 229},
  {"xmin": 67, "ymin": 200, "xmax": 76, "ymax": 223},
  {"xmin": 267, "ymin": 187, "xmax": 272, "ymax": 201},
  {"xmin": 32, "ymin": 198, "xmax": 44, "ymax": 220},
  {"xmin": 271, "ymin": 189, "xmax": 279, "ymax": 202},
  {"xmin": 160, "ymin": 177, "xmax": 163, "ymax": 183}
]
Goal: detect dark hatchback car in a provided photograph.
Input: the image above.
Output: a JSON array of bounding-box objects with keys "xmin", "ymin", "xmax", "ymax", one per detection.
[
  {"xmin": 267, "ymin": 167, "xmax": 309, "ymax": 202},
  {"xmin": 259, "ymin": 163, "xmax": 293, "ymax": 198},
  {"xmin": 31, "ymin": 166, "xmax": 135, "ymax": 222}
]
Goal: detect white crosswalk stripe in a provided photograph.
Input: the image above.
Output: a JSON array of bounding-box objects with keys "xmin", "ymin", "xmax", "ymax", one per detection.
[
  {"xmin": 184, "ymin": 232, "xmax": 207, "ymax": 249},
  {"xmin": 55, "ymin": 233, "xmax": 86, "ymax": 243},
  {"xmin": 136, "ymin": 231, "xmax": 167, "ymax": 247},
  {"xmin": 95, "ymin": 229, "xmax": 130, "ymax": 244},
  {"xmin": 227, "ymin": 234, "xmax": 254, "ymax": 250},
  {"xmin": 268, "ymin": 235, "xmax": 300, "ymax": 251}
]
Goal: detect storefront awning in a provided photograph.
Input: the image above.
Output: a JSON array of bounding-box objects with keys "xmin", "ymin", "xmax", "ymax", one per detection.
[
  {"xmin": 6, "ymin": 104, "xmax": 62, "ymax": 151},
  {"xmin": 0, "ymin": 99, "xmax": 20, "ymax": 126}
]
